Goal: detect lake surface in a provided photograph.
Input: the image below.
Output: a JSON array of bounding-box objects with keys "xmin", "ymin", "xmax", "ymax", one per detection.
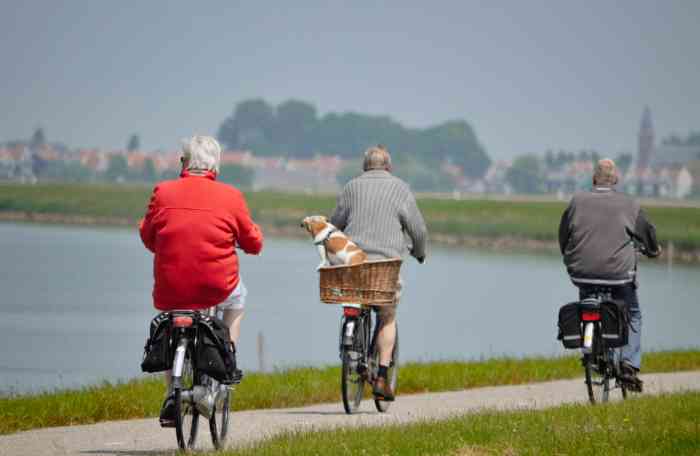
[{"xmin": 0, "ymin": 222, "xmax": 698, "ymax": 394}]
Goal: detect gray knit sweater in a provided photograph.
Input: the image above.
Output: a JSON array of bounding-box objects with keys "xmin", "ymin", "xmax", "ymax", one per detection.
[{"xmin": 330, "ymin": 170, "xmax": 428, "ymax": 261}]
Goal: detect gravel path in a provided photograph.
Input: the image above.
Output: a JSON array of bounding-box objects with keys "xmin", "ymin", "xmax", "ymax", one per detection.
[{"xmin": 2, "ymin": 370, "xmax": 699, "ymax": 456}]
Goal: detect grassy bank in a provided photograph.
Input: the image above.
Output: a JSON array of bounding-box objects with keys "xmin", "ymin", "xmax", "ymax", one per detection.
[
  {"xmin": 2, "ymin": 350, "xmax": 699, "ymax": 435},
  {"xmin": 227, "ymin": 391, "xmax": 700, "ymax": 455},
  {"xmin": 1, "ymin": 183, "xmax": 699, "ymax": 256}
]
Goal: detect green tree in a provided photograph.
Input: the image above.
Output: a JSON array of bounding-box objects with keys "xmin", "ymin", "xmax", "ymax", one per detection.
[
  {"xmin": 127, "ymin": 134, "xmax": 141, "ymax": 152},
  {"xmin": 506, "ymin": 155, "xmax": 544, "ymax": 194},
  {"xmin": 218, "ymin": 99, "xmax": 275, "ymax": 154},
  {"xmin": 105, "ymin": 154, "xmax": 129, "ymax": 181},
  {"xmin": 615, "ymin": 153, "xmax": 634, "ymax": 175},
  {"xmin": 219, "ymin": 164, "xmax": 255, "ymax": 190},
  {"xmin": 273, "ymin": 100, "xmax": 318, "ymax": 157}
]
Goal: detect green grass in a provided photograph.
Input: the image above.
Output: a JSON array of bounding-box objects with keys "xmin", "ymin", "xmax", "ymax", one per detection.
[
  {"xmin": 1, "ymin": 183, "xmax": 699, "ymax": 250},
  {"xmin": 226, "ymin": 391, "xmax": 700, "ymax": 455},
  {"xmin": 1, "ymin": 350, "xmax": 699, "ymax": 435}
]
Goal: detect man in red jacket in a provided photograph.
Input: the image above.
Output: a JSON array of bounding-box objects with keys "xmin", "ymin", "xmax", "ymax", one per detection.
[{"xmin": 140, "ymin": 135, "xmax": 263, "ymax": 425}]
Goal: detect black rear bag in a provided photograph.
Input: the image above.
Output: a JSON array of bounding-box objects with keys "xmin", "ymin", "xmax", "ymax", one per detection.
[
  {"xmin": 557, "ymin": 302, "xmax": 582, "ymax": 349},
  {"xmin": 195, "ymin": 316, "xmax": 238, "ymax": 384},
  {"xmin": 141, "ymin": 313, "xmax": 173, "ymax": 373},
  {"xmin": 600, "ymin": 299, "xmax": 629, "ymax": 348}
]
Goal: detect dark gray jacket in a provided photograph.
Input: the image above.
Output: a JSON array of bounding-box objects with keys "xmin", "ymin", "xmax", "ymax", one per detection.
[
  {"xmin": 331, "ymin": 170, "xmax": 428, "ymax": 261},
  {"xmin": 558, "ymin": 187, "xmax": 660, "ymax": 285}
]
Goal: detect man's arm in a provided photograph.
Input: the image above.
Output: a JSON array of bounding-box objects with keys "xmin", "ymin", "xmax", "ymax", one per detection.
[
  {"xmin": 234, "ymin": 195, "xmax": 264, "ymax": 255},
  {"xmin": 399, "ymin": 192, "xmax": 428, "ymax": 261},
  {"xmin": 634, "ymin": 208, "xmax": 661, "ymax": 257},
  {"xmin": 558, "ymin": 204, "xmax": 573, "ymax": 255},
  {"xmin": 139, "ymin": 185, "xmax": 161, "ymax": 253},
  {"xmin": 330, "ymin": 188, "xmax": 349, "ymax": 231}
]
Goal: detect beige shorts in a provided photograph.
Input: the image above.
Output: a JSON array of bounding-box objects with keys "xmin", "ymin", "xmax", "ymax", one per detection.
[
  {"xmin": 374, "ymin": 277, "xmax": 401, "ymax": 322},
  {"xmin": 216, "ymin": 280, "xmax": 247, "ymax": 311}
]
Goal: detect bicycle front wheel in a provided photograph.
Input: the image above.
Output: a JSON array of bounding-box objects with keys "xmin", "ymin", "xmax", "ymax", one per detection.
[
  {"xmin": 174, "ymin": 346, "xmax": 200, "ymax": 450},
  {"xmin": 584, "ymin": 353, "xmax": 610, "ymax": 404},
  {"xmin": 374, "ymin": 327, "xmax": 399, "ymax": 413},
  {"xmin": 209, "ymin": 385, "xmax": 230, "ymax": 450}
]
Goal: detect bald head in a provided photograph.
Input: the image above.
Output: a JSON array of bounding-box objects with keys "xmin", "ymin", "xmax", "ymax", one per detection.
[{"xmin": 593, "ymin": 158, "xmax": 618, "ymax": 187}]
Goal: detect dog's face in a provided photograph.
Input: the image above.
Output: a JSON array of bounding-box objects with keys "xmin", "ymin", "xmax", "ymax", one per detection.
[{"xmin": 301, "ymin": 215, "xmax": 328, "ymax": 236}]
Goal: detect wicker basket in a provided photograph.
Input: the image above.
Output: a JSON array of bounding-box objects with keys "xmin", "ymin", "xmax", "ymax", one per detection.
[{"xmin": 319, "ymin": 258, "xmax": 402, "ymax": 305}]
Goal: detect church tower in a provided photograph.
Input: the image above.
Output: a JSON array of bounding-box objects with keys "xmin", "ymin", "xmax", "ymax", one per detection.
[{"xmin": 637, "ymin": 106, "xmax": 654, "ymax": 170}]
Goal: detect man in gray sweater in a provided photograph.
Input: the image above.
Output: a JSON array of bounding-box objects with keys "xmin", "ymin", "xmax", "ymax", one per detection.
[
  {"xmin": 331, "ymin": 145, "xmax": 428, "ymax": 400},
  {"xmin": 559, "ymin": 158, "xmax": 660, "ymax": 389}
]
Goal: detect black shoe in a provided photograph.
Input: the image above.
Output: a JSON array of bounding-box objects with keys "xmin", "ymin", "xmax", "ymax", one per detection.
[
  {"xmin": 230, "ymin": 368, "xmax": 243, "ymax": 384},
  {"xmin": 620, "ymin": 363, "xmax": 644, "ymax": 393},
  {"xmin": 372, "ymin": 376, "xmax": 395, "ymax": 401},
  {"xmin": 159, "ymin": 395, "xmax": 176, "ymax": 427}
]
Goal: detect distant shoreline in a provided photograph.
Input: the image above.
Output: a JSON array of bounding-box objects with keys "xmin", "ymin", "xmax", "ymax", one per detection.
[{"xmin": 2, "ymin": 210, "xmax": 698, "ymax": 264}]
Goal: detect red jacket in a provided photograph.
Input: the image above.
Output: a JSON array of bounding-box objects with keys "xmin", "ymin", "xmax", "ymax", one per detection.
[{"xmin": 139, "ymin": 170, "xmax": 263, "ymax": 310}]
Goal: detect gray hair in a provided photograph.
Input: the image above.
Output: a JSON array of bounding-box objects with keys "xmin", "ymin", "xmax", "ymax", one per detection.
[
  {"xmin": 593, "ymin": 158, "xmax": 618, "ymax": 186},
  {"xmin": 181, "ymin": 135, "xmax": 221, "ymax": 174},
  {"xmin": 362, "ymin": 144, "xmax": 391, "ymax": 171}
]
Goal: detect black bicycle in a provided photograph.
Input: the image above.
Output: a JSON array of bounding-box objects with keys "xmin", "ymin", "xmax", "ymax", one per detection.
[
  {"xmin": 167, "ymin": 311, "xmax": 232, "ymax": 451},
  {"xmin": 339, "ymin": 304, "xmax": 399, "ymax": 414},
  {"xmin": 577, "ymin": 288, "xmax": 632, "ymax": 404}
]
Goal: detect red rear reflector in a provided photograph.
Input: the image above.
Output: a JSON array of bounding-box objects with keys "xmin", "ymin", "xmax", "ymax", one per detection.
[
  {"xmin": 173, "ymin": 316, "xmax": 194, "ymax": 327},
  {"xmin": 343, "ymin": 307, "xmax": 361, "ymax": 317},
  {"xmin": 581, "ymin": 311, "xmax": 601, "ymax": 321}
]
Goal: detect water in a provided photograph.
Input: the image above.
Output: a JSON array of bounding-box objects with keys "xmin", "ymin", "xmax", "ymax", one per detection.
[{"xmin": 0, "ymin": 222, "xmax": 698, "ymax": 394}]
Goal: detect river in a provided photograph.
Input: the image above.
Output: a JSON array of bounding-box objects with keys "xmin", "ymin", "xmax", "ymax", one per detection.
[{"xmin": 0, "ymin": 222, "xmax": 697, "ymax": 394}]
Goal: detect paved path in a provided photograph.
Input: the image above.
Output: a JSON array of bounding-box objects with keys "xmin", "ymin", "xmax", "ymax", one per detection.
[{"xmin": 2, "ymin": 371, "xmax": 699, "ymax": 456}]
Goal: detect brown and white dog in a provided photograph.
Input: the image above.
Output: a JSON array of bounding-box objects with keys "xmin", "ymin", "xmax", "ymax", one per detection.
[{"xmin": 301, "ymin": 215, "xmax": 367, "ymax": 269}]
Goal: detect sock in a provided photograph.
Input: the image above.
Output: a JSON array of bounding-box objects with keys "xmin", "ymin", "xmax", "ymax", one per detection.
[{"xmin": 378, "ymin": 365, "xmax": 389, "ymax": 379}]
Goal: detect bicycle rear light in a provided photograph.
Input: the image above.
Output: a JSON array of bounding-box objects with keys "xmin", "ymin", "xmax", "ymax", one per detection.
[
  {"xmin": 343, "ymin": 307, "xmax": 361, "ymax": 317},
  {"xmin": 173, "ymin": 316, "xmax": 194, "ymax": 327},
  {"xmin": 581, "ymin": 311, "xmax": 601, "ymax": 322}
]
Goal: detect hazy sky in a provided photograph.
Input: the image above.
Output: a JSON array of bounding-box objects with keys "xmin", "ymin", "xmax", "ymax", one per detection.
[{"xmin": 1, "ymin": 1, "xmax": 699, "ymax": 159}]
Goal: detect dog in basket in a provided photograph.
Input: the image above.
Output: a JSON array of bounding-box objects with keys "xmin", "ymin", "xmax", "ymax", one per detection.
[{"xmin": 301, "ymin": 215, "xmax": 367, "ymax": 270}]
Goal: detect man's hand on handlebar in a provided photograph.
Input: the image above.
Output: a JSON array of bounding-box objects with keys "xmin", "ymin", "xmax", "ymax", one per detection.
[{"xmin": 417, "ymin": 256, "xmax": 426, "ymax": 264}]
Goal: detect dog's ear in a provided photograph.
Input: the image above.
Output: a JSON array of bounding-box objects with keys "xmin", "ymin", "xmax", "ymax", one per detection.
[{"xmin": 300, "ymin": 217, "xmax": 309, "ymax": 230}]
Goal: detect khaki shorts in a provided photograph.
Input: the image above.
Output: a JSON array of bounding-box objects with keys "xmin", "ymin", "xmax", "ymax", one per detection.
[{"xmin": 373, "ymin": 277, "xmax": 401, "ymax": 323}]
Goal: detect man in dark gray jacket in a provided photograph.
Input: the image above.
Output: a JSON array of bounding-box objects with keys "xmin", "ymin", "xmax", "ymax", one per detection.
[
  {"xmin": 331, "ymin": 145, "xmax": 428, "ymax": 401},
  {"xmin": 559, "ymin": 158, "xmax": 660, "ymax": 389}
]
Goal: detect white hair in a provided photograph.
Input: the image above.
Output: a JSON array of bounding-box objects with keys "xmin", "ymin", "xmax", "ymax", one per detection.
[
  {"xmin": 181, "ymin": 135, "xmax": 221, "ymax": 174},
  {"xmin": 362, "ymin": 145, "xmax": 391, "ymax": 171}
]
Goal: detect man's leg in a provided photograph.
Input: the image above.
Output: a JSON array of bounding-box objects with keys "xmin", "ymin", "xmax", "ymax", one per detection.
[
  {"xmin": 376, "ymin": 313, "xmax": 396, "ymax": 367},
  {"xmin": 222, "ymin": 308, "xmax": 244, "ymax": 345},
  {"xmin": 617, "ymin": 284, "xmax": 642, "ymax": 370},
  {"xmin": 217, "ymin": 280, "xmax": 247, "ymax": 382}
]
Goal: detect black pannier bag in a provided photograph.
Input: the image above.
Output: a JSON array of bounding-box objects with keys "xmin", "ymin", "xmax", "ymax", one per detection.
[
  {"xmin": 557, "ymin": 302, "xmax": 582, "ymax": 349},
  {"xmin": 195, "ymin": 316, "xmax": 238, "ymax": 384},
  {"xmin": 141, "ymin": 312, "xmax": 173, "ymax": 372},
  {"xmin": 600, "ymin": 299, "xmax": 629, "ymax": 348}
]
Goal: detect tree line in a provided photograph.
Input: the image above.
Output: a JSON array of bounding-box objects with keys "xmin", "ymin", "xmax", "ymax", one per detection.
[{"xmin": 217, "ymin": 99, "xmax": 491, "ymax": 180}]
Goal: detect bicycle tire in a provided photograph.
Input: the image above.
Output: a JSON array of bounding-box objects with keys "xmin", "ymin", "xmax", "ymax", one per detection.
[
  {"xmin": 584, "ymin": 352, "xmax": 610, "ymax": 404},
  {"xmin": 374, "ymin": 326, "xmax": 399, "ymax": 413},
  {"xmin": 175, "ymin": 346, "xmax": 200, "ymax": 450},
  {"xmin": 209, "ymin": 386, "xmax": 230, "ymax": 450},
  {"xmin": 341, "ymin": 318, "xmax": 365, "ymax": 414}
]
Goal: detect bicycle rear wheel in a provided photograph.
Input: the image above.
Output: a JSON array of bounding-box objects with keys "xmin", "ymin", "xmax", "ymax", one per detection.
[
  {"xmin": 374, "ymin": 327, "xmax": 399, "ymax": 413},
  {"xmin": 341, "ymin": 317, "xmax": 366, "ymax": 414},
  {"xmin": 209, "ymin": 385, "xmax": 230, "ymax": 450},
  {"xmin": 584, "ymin": 352, "xmax": 610, "ymax": 404},
  {"xmin": 175, "ymin": 346, "xmax": 200, "ymax": 450}
]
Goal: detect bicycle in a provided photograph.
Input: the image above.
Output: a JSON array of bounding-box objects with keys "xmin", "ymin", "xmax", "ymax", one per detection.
[
  {"xmin": 578, "ymin": 287, "xmax": 631, "ymax": 404},
  {"xmin": 318, "ymin": 259, "xmax": 403, "ymax": 414},
  {"xmin": 166, "ymin": 309, "xmax": 232, "ymax": 451},
  {"xmin": 339, "ymin": 303, "xmax": 399, "ymax": 414}
]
